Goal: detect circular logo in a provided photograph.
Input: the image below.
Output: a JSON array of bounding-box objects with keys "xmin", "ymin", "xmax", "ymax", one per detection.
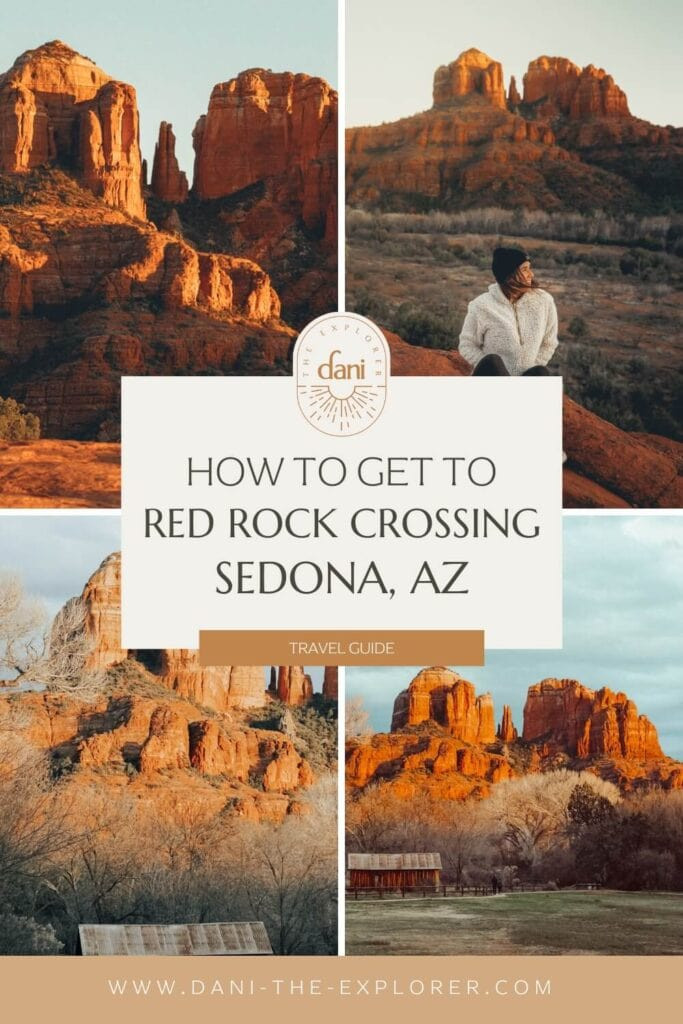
[{"xmin": 294, "ymin": 312, "xmax": 390, "ymax": 436}]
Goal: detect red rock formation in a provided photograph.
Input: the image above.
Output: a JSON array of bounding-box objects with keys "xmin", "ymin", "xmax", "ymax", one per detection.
[
  {"xmin": 523, "ymin": 56, "xmax": 629, "ymax": 120},
  {"xmin": 563, "ymin": 397, "xmax": 681, "ymax": 509},
  {"xmin": 161, "ymin": 652, "xmax": 266, "ymax": 712},
  {"xmin": 346, "ymin": 732, "xmax": 513, "ymax": 800},
  {"xmin": 150, "ymin": 121, "xmax": 188, "ymax": 203},
  {"xmin": 433, "ymin": 49, "xmax": 506, "ymax": 109},
  {"xmin": 61, "ymin": 551, "xmax": 268, "ymax": 712},
  {"xmin": 508, "ymin": 76, "xmax": 521, "ymax": 108},
  {"xmin": 0, "ymin": 441, "xmax": 120, "ymax": 510},
  {"xmin": 391, "ymin": 667, "xmax": 495, "ymax": 744},
  {"xmin": 0, "ymin": 41, "xmax": 145, "ymax": 218},
  {"xmin": 81, "ymin": 552, "xmax": 126, "ymax": 669},
  {"xmin": 323, "ymin": 666, "xmax": 338, "ymax": 700},
  {"xmin": 139, "ymin": 706, "xmax": 191, "ymax": 772},
  {"xmin": 347, "ymin": 49, "xmax": 680, "ymax": 213},
  {"xmin": 497, "ymin": 704, "xmax": 518, "ymax": 743},
  {"xmin": 374, "ymin": 332, "xmax": 683, "ymax": 511},
  {"xmin": 276, "ymin": 665, "xmax": 313, "ymax": 706},
  {"xmin": 347, "ymin": 671, "xmax": 681, "ymax": 799},
  {"xmin": 192, "ymin": 68, "xmax": 337, "ymax": 239},
  {"xmin": 0, "ymin": 193, "xmax": 286, "ymax": 438},
  {"xmin": 523, "ymin": 678, "xmax": 663, "ymax": 760}
]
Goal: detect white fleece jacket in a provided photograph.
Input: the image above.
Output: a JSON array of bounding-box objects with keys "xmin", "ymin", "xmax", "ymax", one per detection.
[{"xmin": 459, "ymin": 283, "xmax": 559, "ymax": 375}]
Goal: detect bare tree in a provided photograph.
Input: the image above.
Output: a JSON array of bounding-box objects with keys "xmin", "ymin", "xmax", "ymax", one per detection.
[
  {"xmin": 346, "ymin": 694, "xmax": 370, "ymax": 737},
  {"xmin": 0, "ymin": 571, "xmax": 45, "ymax": 678},
  {"xmin": 0, "ymin": 573, "xmax": 103, "ymax": 695}
]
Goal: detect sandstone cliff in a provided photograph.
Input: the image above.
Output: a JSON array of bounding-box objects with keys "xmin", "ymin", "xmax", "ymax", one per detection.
[
  {"xmin": 0, "ymin": 41, "xmax": 145, "ymax": 218},
  {"xmin": 433, "ymin": 49, "xmax": 506, "ymax": 110},
  {"xmin": 147, "ymin": 67, "xmax": 338, "ymax": 326},
  {"xmin": 347, "ymin": 668, "xmax": 683, "ymax": 799},
  {"xmin": 192, "ymin": 68, "xmax": 336, "ymax": 238},
  {"xmin": 0, "ymin": 550, "xmax": 338, "ymax": 823},
  {"xmin": 391, "ymin": 666, "xmax": 495, "ymax": 744},
  {"xmin": 346, "ymin": 48, "xmax": 682, "ymax": 213},
  {"xmin": 523, "ymin": 678, "xmax": 663, "ymax": 760},
  {"xmin": 0, "ymin": 41, "xmax": 337, "ymax": 456},
  {"xmin": 150, "ymin": 122, "xmax": 188, "ymax": 203},
  {"xmin": 0, "ymin": 172, "xmax": 286, "ymax": 438},
  {"xmin": 77, "ymin": 552, "xmax": 325, "ymax": 714}
]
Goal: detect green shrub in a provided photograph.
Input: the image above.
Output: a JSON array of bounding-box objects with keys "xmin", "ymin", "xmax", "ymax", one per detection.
[{"xmin": 0, "ymin": 397, "xmax": 40, "ymax": 440}]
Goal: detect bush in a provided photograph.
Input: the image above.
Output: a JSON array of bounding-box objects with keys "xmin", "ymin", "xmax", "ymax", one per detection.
[
  {"xmin": 568, "ymin": 316, "xmax": 589, "ymax": 339},
  {"xmin": 0, "ymin": 913, "xmax": 62, "ymax": 955},
  {"xmin": 561, "ymin": 345, "xmax": 683, "ymax": 441},
  {"xmin": 0, "ymin": 397, "xmax": 40, "ymax": 441}
]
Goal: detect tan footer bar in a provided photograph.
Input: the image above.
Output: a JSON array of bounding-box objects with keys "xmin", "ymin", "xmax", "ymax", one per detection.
[{"xmin": 199, "ymin": 629, "xmax": 485, "ymax": 666}]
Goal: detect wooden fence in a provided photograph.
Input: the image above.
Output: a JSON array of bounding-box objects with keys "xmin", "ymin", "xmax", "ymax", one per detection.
[{"xmin": 346, "ymin": 882, "xmax": 556, "ymax": 900}]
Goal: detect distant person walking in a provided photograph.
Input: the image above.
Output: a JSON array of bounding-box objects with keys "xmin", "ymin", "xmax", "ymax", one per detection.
[{"xmin": 459, "ymin": 247, "xmax": 559, "ymax": 376}]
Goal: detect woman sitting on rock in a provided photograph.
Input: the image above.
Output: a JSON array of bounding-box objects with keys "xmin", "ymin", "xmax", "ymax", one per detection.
[{"xmin": 459, "ymin": 247, "xmax": 558, "ymax": 376}]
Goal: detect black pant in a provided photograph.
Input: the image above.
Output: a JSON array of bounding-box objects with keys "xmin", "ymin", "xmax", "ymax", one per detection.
[{"xmin": 472, "ymin": 354, "xmax": 551, "ymax": 377}]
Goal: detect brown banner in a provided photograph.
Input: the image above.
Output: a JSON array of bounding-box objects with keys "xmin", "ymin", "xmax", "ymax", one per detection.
[
  {"xmin": 198, "ymin": 629, "xmax": 485, "ymax": 666},
  {"xmin": 0, "ymin": 955, "xmax": 678, "ymax": 1024}
]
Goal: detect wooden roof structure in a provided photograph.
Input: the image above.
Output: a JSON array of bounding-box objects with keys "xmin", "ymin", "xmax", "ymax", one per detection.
[
  {"xmin": 348, "ymin": 852, "xmax": 442, "ymax": 871},
  {"xmin": 78, "ymin": 922, "xmax": 273, "ymax": 956}
]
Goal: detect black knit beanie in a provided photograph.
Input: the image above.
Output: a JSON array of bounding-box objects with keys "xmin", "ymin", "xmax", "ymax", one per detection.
[{"xmin": 491, "ymin": 247, "xmax": 529, "ymax": 285}]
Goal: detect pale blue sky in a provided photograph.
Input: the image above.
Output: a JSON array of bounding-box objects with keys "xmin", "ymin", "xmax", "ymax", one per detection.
[
  {"xmin": 348, "ymin": 516, "xmax": 683, "ymax": 760},
  {"xmin": 1, "ymin": 0, "xmax": 337, "ymax": 179},
  {"xmin": 347, "ymin": 0, "xmax": 682, "ymax": 128}
]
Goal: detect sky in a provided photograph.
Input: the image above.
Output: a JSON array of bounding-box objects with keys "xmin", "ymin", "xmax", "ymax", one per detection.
[
  {"xmin": 347, "ymin": 0, "xmax": 682, "ymax": 128},
  {"xmin": 347, "ymin": 515, "xmax": 683, "ymax": 759},
  {"xmin": 1, "ymin": 0, "xmax": 338, "ymax": 179},
  {"xmin": 0, "ymin": 512, "xmax": 322, "ymax": 688}
]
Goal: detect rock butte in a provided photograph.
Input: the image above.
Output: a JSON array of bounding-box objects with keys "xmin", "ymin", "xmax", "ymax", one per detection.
[
  {"xmin": 347, "ymin": 47, "xmax": 682, "ymax": 212},
  {"xmin": 347, "ymin": 666, "xmax": 683, "ymax": 799},
  {"xmin": 0, "ymin": 40, "xmax": 145, "ymax": 218},
  {"xmin": 191, "ymin": 68, "xmax": 337, "ymax": 241},
  {"xmin": 0, "ymin": 551, "xmax": 337, "ymax": 822}
]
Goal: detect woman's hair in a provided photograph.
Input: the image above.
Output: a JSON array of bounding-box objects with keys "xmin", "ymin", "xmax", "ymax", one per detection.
[{"xmin": 501, "ymin": 264, "xmax": 538, "ymax": 303}]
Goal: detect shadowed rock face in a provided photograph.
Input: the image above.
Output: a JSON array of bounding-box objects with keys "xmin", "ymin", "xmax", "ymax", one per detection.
[
  {"xmin": 347, "ymin": 669, "xmax": 683, "ymax": 799},
  {"xmin": 150, "ymin": 121, "xmax": 188, "ymax": 203},
  {"xmin": 523, "ymin": 56, "xmax": 629, "ymax": 120},
  {"xmin": 323, "ymin": 666, "xmax": 338, "ymax": 700},
  {"xmin": 497, "ymin": 704, "xmax": 518, "ymax": 743},
  {"xmin": 191, "ymin": 68, "xmax": 337, "ymax": 241},
  {"xmin": 0, "ymin": 40, "xmax": 145, "ymax": 218}
]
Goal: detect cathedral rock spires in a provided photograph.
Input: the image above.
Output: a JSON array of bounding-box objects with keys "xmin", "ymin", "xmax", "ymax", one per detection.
[
  {"xmin": 497, "ymin": 704, "xmax": 518, "ymax": 743},
  {"xmin": 0, "ymin": 40, "xmax": 145, "ymax": 218},
  {"xmin": 522, "ymin": 678, "xmax": 662, "ymax": 760},
  {"xmin": 507, "ymin": 75, "xmax": 521, "ymax": 109},
  {"xmin": 151, "ymin": 121, "xmax": 188, "ymax": 203},
  {"xmin": 522, "ymin": 56, "xmax": 630, "ymax": 119},
  {"xmin": 432, "ymin": 49, "xmax": 507, "ymax": 109},
  {"xmin": 277, "ymin": 666, "xmax": 314, "ymax": 706},
  {"xmin": 323, "ymin": 666, "xmax": 338, "ymax": 701},
  {"xmin": 391, "ymin": 666, "xmax": 495, "ymax": 744}
]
